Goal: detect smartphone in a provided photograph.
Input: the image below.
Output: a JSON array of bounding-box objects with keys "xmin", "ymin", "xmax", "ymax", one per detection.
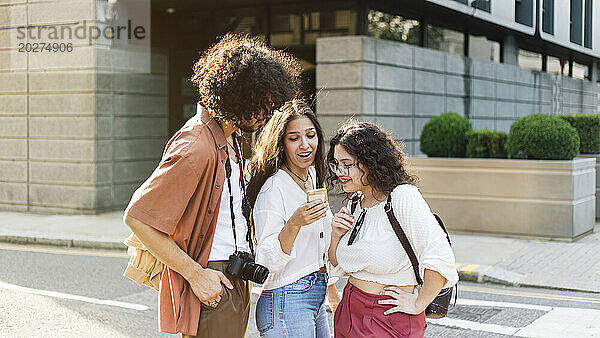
[{"xmin": 307, "ymin": 188, "xmax": 328, "ymax": 203}]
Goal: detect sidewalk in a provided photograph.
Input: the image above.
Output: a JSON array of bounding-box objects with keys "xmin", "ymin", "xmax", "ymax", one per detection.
[{"xmin": 0, "ymin": 211, "xmax": 599, "ymax": 293}]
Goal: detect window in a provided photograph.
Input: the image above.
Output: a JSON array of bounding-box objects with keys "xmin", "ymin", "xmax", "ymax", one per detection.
[
  {"xmin": 469, "ymin": 35, "xmax": 500, "ymax": 63},
  {"xmin": 570, "ymin": 0, "xmax": 583, "ymax": 45},
  {"xmin": 542, "ymin": 0, "xmax": 554, "ymax": 34},
  {"xmin": 427, "ymin": 25, "xmax": 464, "ymax": 56},
  {"xmin": 515, "ymin": 0, "xmax": 534, "ymax": 27},
  {"xmin": 518, "ymin": 49, "xmax": 542, "ymax": 71},
  {"xmin": 573, "ymin": 61, "xmax": 589, "ymax": 80},
  {"xmin": 472, "ymin": 0, "xmax": 491, "ymax": 12},
  {"xmin": 584, "ymin": 0, "xmax": 593, "ymax": 48},
  {"xmin": 270, "ymin": 9, "xmax": 357, "ymax": 47},
  {"xmin": 449, "ymin": 0, "xmax": 489, "ymax": 12},
  {"xmin": 546, "ymin": 56, "xmax": 565, "ymax": 75}
]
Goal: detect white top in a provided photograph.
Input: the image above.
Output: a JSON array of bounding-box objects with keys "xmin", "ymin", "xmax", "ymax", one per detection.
[
  {"xmin": 330, "ymin": 185, "xmax": 459, "ymax": 289},
  {"xmin": 209, "ymin": 155, "xmax": 250, "ymax": 261},
  {"xmin": 254, "ymin": 167, "xmax": 335, "ymax": 290}
]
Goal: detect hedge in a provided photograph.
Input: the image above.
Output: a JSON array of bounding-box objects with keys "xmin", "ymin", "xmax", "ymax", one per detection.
[
  {"xmin": 466, "ymin": 129, "xmax": 508, "ymax": 158},
  {"xmin": 559, "ymin": 114, "xmax": 600, "ymax": 154},
  {"xmin": 420, "ymin": 112, "xmax": 472, "ymax": 157},
  {"xmin": 506, "ymin": 114, "xmax": 580, "ymax": 160}
]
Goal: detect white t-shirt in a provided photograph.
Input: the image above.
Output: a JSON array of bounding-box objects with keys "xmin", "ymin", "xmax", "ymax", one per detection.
[
  {"xmin": 254, "ymin": 167, "xmax": 335, "ymax": 290},
  {"xmin": 208, "ymin": 155, "xmax": 250, "ymax": 261},
  {"xmin": 330, "ymin": 184, "xmax": 459, "ymax": 289}
]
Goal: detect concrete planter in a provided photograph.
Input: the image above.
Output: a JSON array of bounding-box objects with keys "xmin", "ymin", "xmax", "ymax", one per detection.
[
  {"xmin": 410, "ymin": 157, "xmax": 596, "ymax": 240},
  {"xmin": 578, "ymin": 154, "xmax": 600, "ymax": 219}
]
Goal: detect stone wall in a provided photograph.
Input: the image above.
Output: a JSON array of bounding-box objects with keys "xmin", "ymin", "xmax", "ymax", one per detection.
[
  {"xmin": 0, "ymin": 0, "xmax": 168, "ymax": 214},
  {"xmin": 316, "ymin": 36, "xmax": 600, "ymax": 155},
  {"xmin": 94, "ymin": 49, "xmax": 169, "ymax": 213}
]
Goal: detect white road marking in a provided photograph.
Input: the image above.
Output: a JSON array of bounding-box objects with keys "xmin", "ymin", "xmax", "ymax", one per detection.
[
  {"xmin": 256, "ymin": 283, "xmax": 600, "ymax": 335},
  {"xmin": 0, "ymin": 281, "xmax": 149, "ymax": 311},
  {"xmin": 516, "ymin": 308, "xmax": 600, "ymax": 337},
  {"xmin": 428, "ymin": 317, "xmax": 520, "ymax": 335},
  {"xmin": 460, "ymin": 284, "xmax": 600, "ymax": 305},
  {"xmin": 428, "ymin": 298, "xmax": 600, "ymax": 337},
  {"xmin": 0, "ymin": 243, "xmax": 128, "ymax": 258},
  {"xmin": 456, "ymin": 298, "xmax": 554, "ymax": 311}
]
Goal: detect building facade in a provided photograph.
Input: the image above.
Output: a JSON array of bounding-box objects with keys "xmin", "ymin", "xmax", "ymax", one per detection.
[{"xmin": 0, "ymin": 0, "xmax": 599, "ymax": 214}]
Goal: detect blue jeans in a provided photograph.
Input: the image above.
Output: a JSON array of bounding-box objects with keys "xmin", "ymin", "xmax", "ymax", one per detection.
[{"xmin": 256, "ymin": 272, "xmax": 330, "ymax": 338}]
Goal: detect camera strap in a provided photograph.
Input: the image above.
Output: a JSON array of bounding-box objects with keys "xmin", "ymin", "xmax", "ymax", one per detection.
[{"xmin": 224, "ymin": 136, "xmax": 255, "ymax": 256}]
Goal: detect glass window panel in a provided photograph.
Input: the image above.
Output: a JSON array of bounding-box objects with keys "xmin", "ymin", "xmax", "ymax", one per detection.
[
  {"xmin": 570, "ymin": 0, "xmax": 583, "ymax": 45},
  {"xmin": 469, "ymin": 35, "xmax": 500, "ymax": 62},
  {"xmin": 473, "ymin": 0, "xmax": 491, "ymax": 12},
  {"xmin": 518, "ymin": 49, "xmax": 542, "ymax": 71},
  {"xmin": 427, "ymin": 25, "xmax": 464, "ymax": 56},
  {"xmin": 542, "ymin": 0, "xmax": 554, "ymax": 34},
  {"xmin": 573, "ymin": 61, "xmax": 589, "ymax": 79},
  {"xmin": 547, "ymin": 55, "xmax": 568, "ymax": 75},
  {"xmin": 271, "ymin": 7, "xmax": 356, "ymax": 47},
  {"xmin": 584, "ymin": 0, "xmax": 593, "ymax": 48},
  {"xmin": 515, "ymin": 0, "xmax": 534, "ymax": 27},
  {"xmin": 213, "ymin": 8, "xmax": 267, "ymax": 40},
  {"xmin": 270, "ymin": 13, "xmax": 302, "ymax": 46}
]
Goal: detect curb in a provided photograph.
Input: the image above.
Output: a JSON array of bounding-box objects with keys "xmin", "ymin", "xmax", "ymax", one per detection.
[
  {"xmin": 456, "ymin": 263, "xmax": 524, "ymax": 287},
  {"xmin": 0, "ymin": 235, "xmax": 127, "ymax": 251},
  {"xmin": 456, "ymin": 263, "xmax": 600, "ymax": 294}
]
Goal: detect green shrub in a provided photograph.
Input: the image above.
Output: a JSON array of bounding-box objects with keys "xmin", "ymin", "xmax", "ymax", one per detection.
[
  {"xmin": 466, "ymin": 129, "xmax": 508, "ymax": 158},
  {"xmin": 506, "ymin": 114, "xmax": 580, "ymax": 160},
  {"xmin": 420, "ymin": 113, "xmax": 472, "ymax": 157},
  {"xmin": 559, "ymin": 114, "xmax": 600, "ymax": 154}
]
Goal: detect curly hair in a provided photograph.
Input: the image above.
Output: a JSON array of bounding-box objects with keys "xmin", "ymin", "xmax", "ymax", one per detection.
[
  {"xmin": 190, "ymin": 33, "xmax": 301, "ymax": 122},
  {"xmin": 326, "ymin": 120, "xmax": 418, "ymax": 199},
  {"xmin": 246, "ymin": 100, "xmax": 326, "ymax": 208}
]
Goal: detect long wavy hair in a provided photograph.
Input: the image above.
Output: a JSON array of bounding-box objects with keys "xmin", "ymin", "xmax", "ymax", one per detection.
[
  {"xmin": 326, "ymin": 120, "xmax": 418, "ymax": 200},
  {"xmin": 247, "ymin": 100, "xmax": 326, "ymax": 208}
]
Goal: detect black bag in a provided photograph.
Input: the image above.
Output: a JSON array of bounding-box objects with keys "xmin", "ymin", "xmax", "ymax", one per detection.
[{"xmin": 350, "ymin": 193, "xmax": 455, "ymax": 318}]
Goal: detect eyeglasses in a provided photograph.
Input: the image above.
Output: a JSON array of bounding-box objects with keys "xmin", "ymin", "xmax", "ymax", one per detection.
[{"xmin": 329, "ymin": 162, "xmax": 357, "ymax": 176}]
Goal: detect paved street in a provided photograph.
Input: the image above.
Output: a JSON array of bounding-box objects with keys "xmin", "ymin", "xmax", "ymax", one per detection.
[{"xmin": 1, "ymin": 243, "xmax": 600, "ymax": 337}]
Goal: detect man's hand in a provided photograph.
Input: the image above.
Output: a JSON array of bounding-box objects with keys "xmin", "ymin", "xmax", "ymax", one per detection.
[{"xmin": 187, "ymin": 266, "xmax": 234, "ymax": 307}]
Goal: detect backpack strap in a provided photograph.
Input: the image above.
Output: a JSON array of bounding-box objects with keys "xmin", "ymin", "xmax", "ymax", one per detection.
[
  {"xmin": 433, "ymin": 214, "xmax": 452, "ymax": 246},
  {"xmin": 384, "ymin": 193, "xmax": 453, "ymax": 286},
  {"xmin": 384, "ymin": 194, "xmax": 423, "ymax": 285}
]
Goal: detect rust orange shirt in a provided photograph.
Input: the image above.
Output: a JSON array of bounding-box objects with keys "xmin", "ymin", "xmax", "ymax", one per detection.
[{"xmin": 124, "ymin": 105, "xmax": 229, "ymax": 335}]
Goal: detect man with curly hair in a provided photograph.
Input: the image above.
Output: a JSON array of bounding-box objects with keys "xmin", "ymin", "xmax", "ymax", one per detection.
[{"xmin": 123, "ymin": 33, "xmax": 300, "ymax": 337}]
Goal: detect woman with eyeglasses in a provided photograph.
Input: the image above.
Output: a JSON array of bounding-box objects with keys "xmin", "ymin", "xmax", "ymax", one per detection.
[
  {"xmin": 246, "ymin": 100, "xmax": 341, "ymax": 338},
  {"xmin": 327, "ymin": 120, "xmax": 458, "ymax": 338}
]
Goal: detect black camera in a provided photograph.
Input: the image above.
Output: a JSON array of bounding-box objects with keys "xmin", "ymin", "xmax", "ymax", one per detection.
[{"xmin": 226, "ymin": 251, "xmax": 269, "ymax": 284}]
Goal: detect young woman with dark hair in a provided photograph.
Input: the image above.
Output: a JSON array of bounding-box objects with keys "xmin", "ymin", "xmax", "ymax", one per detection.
[
  {"xmin": 247, "ymin": 100, "xmax": 340, "ymax": 338},
  {"xmin": 327, "ymin": 120, "xmax": 458, "ymax": 338}
]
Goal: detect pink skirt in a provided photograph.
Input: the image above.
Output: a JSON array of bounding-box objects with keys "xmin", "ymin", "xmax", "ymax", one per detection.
[{"xmin": 334, "ymin": 282, "xmax": 426, "ymax": 338}]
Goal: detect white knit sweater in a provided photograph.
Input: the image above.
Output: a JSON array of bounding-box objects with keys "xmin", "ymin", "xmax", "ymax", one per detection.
[{"xmin": 330, "ymin": 184, "xmax": 459, "ymax": 289}]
